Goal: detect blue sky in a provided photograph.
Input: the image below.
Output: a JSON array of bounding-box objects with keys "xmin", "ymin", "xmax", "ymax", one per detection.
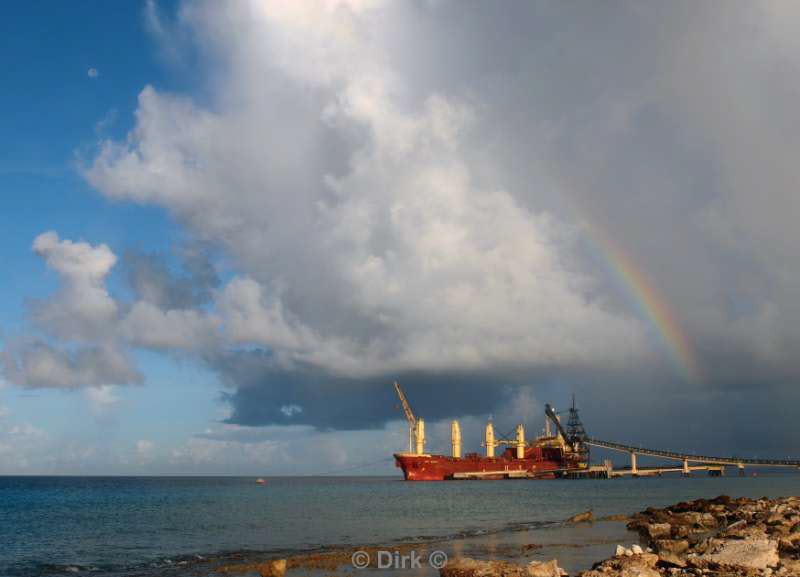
[
  {"xmin": 0, "ymin": 1, "xmax": 176, "ymax": 314},
  {"xmin": 2, "ymin": 1, "xmax": 800, "ymax": 474},
  {"xmin": 0, "ymin": 1, "xmax": 228, "ymax": 473}
]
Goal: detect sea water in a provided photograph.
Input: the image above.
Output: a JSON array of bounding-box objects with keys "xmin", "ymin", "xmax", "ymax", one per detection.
[{"xmin": 2, "ymin": 474, "xmax": 799, "ymax": 576}]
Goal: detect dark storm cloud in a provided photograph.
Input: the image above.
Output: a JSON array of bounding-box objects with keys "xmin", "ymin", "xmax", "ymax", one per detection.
[
  {"xmin": 213, "ymin": 344, "xmax": 800, "ymax": 461},
  {"xmin": 213, "ymin": 349, "xmax": 558, "ymax": 431}
]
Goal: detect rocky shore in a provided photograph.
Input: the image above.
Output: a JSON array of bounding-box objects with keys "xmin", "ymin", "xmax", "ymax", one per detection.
[{"xmin": 442, "ymin": 495, "xmax": 800, "ymax": 577}]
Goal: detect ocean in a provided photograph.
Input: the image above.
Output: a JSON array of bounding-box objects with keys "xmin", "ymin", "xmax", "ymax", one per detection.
[{"xmin": 2, "ymin": 474, "xmax": 799, "ymax": 577}]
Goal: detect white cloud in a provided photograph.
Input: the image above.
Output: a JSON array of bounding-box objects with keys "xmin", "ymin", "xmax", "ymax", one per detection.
[
  {"xmin": 87, "ymin": 67, "xmax": 99, "ymax": 79},
  {"xmin": 136, "ymin": 439, "xmax": 155, "ymax": 462},
  {"xmin": 1, "ymin": 341, "xmax": 142, "ymax": 389},
  {"xmin": 3, "ymin": 232, "xmax": 216, "ymax": 387},
  {"xmin": 280, "ymin": 404, "xmax": 303, "ymax": 417},
  {"xmin": 31, "ymin": 231, "xmax": 118, "ymax": 342},
  {"xmin": 85, "ymin": 0, "xmax": 645, "ymax": 380},
  {"xmin": 120, "ymin": 301, "xmax": 220, "ymax": 351},
  {"xmin": 5, "ymin": 1, "xmax": 800, "ymax": 473},
  {"xmin": 84, "ymin": 384, "xmax": 120, "ymax": 413},
  {"xmin": 0, "ymin": 421, "xmax": 48, "ymax": 471}
]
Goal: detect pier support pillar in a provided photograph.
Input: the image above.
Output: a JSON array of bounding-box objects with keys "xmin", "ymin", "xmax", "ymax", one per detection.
[
  {"xmin": 682, "ymin": 458, "xmax": 690, "ymax": 476},
  {"xmin": 738, "ymin": 463, "xmax": 745, "ymax": 477},
  {"xmin": 630, "ymin": 452, "xmax": 638, "ymax": 476}
]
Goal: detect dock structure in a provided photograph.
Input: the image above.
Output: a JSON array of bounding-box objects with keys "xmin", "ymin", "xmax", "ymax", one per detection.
[
  {"xmin": 565, "ymin": 462, "xmax": 725, "ymax": 478},
  {"xmin": 584, "ymin": 438, "xmax": 800, "ymax": 477}
]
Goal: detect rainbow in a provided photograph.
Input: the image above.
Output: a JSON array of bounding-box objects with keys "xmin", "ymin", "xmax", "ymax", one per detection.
[{"xmin": 588, "ymin": 224, "xmax": 701, "ymax": 383}]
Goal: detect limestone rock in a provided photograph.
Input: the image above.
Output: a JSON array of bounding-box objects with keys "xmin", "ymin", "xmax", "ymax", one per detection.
[
  {"xmin": 258, "ymin": 559, "xmax": 286, "ymax": 577},
  {"xmin": 599, "ymin": 513, "xmax": 631, "ymax": 522},
  {"xmin": 567, "ymin": 510, "xmax": 593, "ymax": 523},
  {"xmin": 767, "ymin": 513, "xmax": 785, "ymax": 525},
  {"xmin": 778, "ymin": 558, "xmax": 800, "ymax": 575},
  {"xmin": 657, "ymin": 551, "xmax": 686, "ymax": 568},
  {"xmin": 671, "ymin": 525, "xmax": 689, "ymax": 539},
  {"xmin": 577, "ymin": 552, "xmax": 660, "ymax": 577},
  {"xmin": 527, "ymin": 559, "xmax": 568, "ymax": 577},
  {"xmin": 697, "ymin": 538, "xmax": 779, "ymax": 570},
  {"xmin": 441, "ymin": 557, "xmax": 566, "ymax": 577},
  {"xmin": 654, "ymin": 539, "xmax": 688, "ymax": 554},
  {"xmin": 644, "ymin": 523, "xmax": 672, "ymax": 540}
]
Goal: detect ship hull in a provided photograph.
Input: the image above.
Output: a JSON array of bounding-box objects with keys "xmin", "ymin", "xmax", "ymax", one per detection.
[{"xmin": 394, "ymin": 447, "xmax": 566, "ymax": 481}]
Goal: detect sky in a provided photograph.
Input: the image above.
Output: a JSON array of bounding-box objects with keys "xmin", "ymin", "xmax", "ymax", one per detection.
[{"xmin": 2, "ymin": 1, "xmax": 800, "ymax": 475}]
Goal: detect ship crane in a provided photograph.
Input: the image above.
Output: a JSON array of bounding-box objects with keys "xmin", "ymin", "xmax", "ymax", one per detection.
[
  {"xmin": 393, "ymin": 382, "xmax": 417, "ymax": 453},
  {"xmin": 544, "ymin": 404, "xmax": 571, "ymax": 446}
]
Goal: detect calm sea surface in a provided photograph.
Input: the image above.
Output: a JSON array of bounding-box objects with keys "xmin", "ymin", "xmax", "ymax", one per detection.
[{"xmin": 2, "ymin": 474, "xmax": 799, "ymax": 577}]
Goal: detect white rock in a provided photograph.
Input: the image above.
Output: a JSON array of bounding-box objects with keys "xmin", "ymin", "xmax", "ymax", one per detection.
[
  {"xmin": 615, "ymin": 545, "xmax": 625, "ymax": 556},
  {"xmin": 624, "ymin": 548, "xmax": 633, "ymax": 556},
  {"xmin": 632, "ymin": 544, "xmax": 644, "ymax": 555},
  {"xmin": 699, "ymin": 539, "xmax": 779, "ymax": 570}
]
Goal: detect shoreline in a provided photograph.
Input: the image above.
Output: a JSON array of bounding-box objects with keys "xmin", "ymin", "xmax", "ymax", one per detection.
[
  {"xmin": 201, "ymin": 495, "xmax": 800, "ymax": 577},
  {"xmin": 193, "ymin": 516, "xmax": 636, "ymax": 576},
  {"xmin": 441, "ymin": 495, "xmax": 800, "ymax": 577}
]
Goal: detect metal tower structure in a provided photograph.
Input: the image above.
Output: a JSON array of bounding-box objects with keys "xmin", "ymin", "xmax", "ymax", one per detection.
[{"xmin": 566, "ymin": 394, "xmax": 590, "ymax": 464}]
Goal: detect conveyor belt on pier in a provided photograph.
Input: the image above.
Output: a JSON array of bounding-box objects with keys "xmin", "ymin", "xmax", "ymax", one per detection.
[{"xmin": 586, "ymin": 437, "xmax": 800, "ymax": 467}]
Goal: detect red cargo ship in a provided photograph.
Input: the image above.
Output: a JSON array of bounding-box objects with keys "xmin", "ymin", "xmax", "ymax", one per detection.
[{"xmin": 392, "ymin": 383, "xmax": 588, "ymax": 481}]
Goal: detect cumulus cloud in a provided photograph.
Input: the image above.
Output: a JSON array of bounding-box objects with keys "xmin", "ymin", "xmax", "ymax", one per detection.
[
  {"xmin": 31, "ymin": 231, "xmax": 118, "ymax": 341},
  {"xmin": 1, "ymin": 341, "xmax": 142, "ymax": 389},
  {"xmin": 87, "ymin": 67, "xmax": 99, "ymax": 79},
  {"xmin": 120, "ymin": 301, "xmax": 220, "ymax": 350},
  {"xmin": 7, "ymin": 1, "xmax": 800, "ymax": 465},
  {"xmin": 0, "ymin": 421, "xmax": 49, "ymax": 471},
  {"xmin": 123, "ymin": 247, "xmax": 219, "ymax": 309},
  {"xmin": 84, "ymin": 384, "xmax": 120, "ymax": 414},
  {"xmin": 74, "ymin": 0, "xmax": 800, "ymax": 443},
  {"xmin": 2, "ymin": 233, "xmax": 217, "ymax": 387},
  {"xmin": 86, "ymin": 0, "xmax": 644, "ymax": 382}
]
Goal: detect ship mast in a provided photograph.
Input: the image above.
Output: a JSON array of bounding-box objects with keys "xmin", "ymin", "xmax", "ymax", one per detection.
[{"xmin": 393, "ymin": 382, "xmax": 417, "ymax": 453}]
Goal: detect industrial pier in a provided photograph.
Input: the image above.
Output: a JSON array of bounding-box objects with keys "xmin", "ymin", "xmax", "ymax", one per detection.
[{"xmin": 392, "ymin": 382, "xmax": 800, "ymax": 480}]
